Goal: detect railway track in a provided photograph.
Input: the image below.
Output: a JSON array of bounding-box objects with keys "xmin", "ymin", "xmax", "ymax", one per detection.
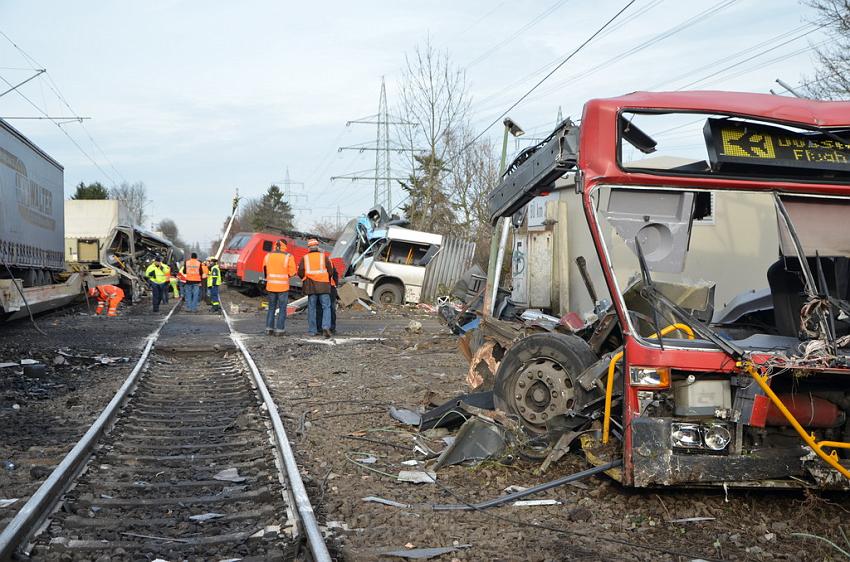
[{"xmin": 0, "ymin": 304, "xmax": 331, "ymax": 561}]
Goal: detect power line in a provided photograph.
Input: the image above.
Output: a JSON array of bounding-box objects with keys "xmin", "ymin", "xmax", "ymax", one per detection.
[
  {"xmin": 0, "ymin": 69, "xmax": 45, "ymax": 98},
  {"xmin": 673, "ymin": 27, "xmax": 826, "ymax": 90},
  {"xmin": 526, "ymin": 0, "xmax": 739, "ymax": 102},
  {"xmin": 0, "ymin": 73, "xmax": 118, "ymax": 185},
  {"xmin": 469, "ymin": 0, "xmax": 665, "ymax": 112},
  {"xmin": 391, "ymin": 0, "xmax": 636, "ymax": 214},
  {"xmin": 464, "ymin": 0, "xmax": 570, "ymax": 69},
  {"xmin": 471, "ymin": 0, "xmax": 737, "ymax": 121},
  {"xmin": 688, "ymin": 39, "xmax": 828, "ymax": 91},
  {"xmin": 332, "ymin": 77, "xmax": 416, "ymax": 209},
  {"xmin": 462, "ymin": 0, "xmax": 637, "ymax": 151},
  {"xmin": 645, "ymin": 22, "xmax": 819, "ymax": 90},
  {"xmin": 0, "ymin": 27, "xmax": 127, "ymax": 185}
]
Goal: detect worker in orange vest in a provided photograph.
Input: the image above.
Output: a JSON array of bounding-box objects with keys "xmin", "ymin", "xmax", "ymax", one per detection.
[
  {"xmin": 180, "ymin": 252, "xmax": 207, "ymax": 312},
  {"xmin": 297, "ymin": 238, "xmax": 336, "ymax": 337},
  {"xmin": 88, "ymin": 285, "xmax": 125, "ymax": 317},
  {"xmin": 315, "ymin": 263, "xmax": 338, "ymax": 335},
  {"xmin": 262, "ymin": 239, "xmax": 296, "ymax": 335}
]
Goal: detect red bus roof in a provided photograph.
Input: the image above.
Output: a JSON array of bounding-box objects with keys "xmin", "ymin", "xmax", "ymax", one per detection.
[
  {"xmin": 578, "ymin": 90, "xmax": 850, "ymax": 196},
  {"xmin": 583, "ymin": 90, "xmax": 850, "ymax": 127}
]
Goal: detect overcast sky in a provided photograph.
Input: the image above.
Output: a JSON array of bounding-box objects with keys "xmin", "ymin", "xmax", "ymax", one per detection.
[{"xmin": 0, "ymin": 0, "xmax": 827, "ymax": 247}]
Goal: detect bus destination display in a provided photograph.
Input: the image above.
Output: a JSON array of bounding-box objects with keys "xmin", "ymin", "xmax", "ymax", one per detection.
[{"xmin": 704, "ymin": 118, "xmax": 850, "ymax": 173}]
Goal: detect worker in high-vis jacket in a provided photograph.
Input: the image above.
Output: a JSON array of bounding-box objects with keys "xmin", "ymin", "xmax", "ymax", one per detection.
[
  {"xmin": 145, "ymin": 255, "xmax": 169, "ymax": 312},
  {"xmin": 262, "ymin": 239, "xmax": 296, "ymax": 335},
  {"xmin": 88, "ymin": 285, "xmax": 125, "ymax": 317},
  {"xmin": 168, "ymin": 261, "xmax": 180, "ymax": 299},
  {"xmin": 297, "ymin": 238, "xmax": 336, "ymax": 337},
  {"xmin": 180, "ymin": 252, "xmax": 207, "ymax": 312},
  {"xmin": 206, "ymin": 257, "xmax": 222, "ymax": 313}
]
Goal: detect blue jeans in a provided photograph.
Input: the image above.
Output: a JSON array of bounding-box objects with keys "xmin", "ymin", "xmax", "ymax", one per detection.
[
  {"xmin": 307, "ymin": 293, "xmax": 331, "ymax": 334},
  {"xmin": 266, "ymin": 291, "xmax": 289, "ymax": 331},
  {"xmin": 315, "ymin": 286, "xmax": 337, "ymax": 332},
  {"xmin": 150, "ymin": 282, "xmax": 164, "ymax": 311},
  {"xmin": 185, "ymin": 283, "xmax": 201, "ymax": 311},
  {"xmin": 208, "ymin": 285, "xmax": 220, "ymax": 308}
]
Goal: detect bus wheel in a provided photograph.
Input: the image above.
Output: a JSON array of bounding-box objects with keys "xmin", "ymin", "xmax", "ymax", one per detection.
[
  {"xmin": 374, "ymin": 281, "xmax": 403, "ymax": 305},
  {"xmin": 494, "ymin": 333, "xmax": 597, "ymax": 435}
]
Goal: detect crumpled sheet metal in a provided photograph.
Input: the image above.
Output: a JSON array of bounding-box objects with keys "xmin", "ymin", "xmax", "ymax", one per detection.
[{"xmin": 434, "ymin": 417, "xmax": 507, "ymax": 469}]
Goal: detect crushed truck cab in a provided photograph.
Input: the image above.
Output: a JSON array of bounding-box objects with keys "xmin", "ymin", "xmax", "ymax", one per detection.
[{"xmin": 486, "ymin": 91, "xmax": 850, "ymax": 489}]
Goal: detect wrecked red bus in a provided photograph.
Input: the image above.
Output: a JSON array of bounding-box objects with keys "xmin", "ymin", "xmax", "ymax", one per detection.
[
  {"xmin": 485, "ymin": 91, "xmax": 850, "ymax": 489},
  {"xmin": 220, "ymin": 231, "xmax": 342, "ymax": 293}
]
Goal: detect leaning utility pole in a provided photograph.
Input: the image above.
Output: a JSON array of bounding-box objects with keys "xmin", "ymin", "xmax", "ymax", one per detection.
[
  {"xmin": 214, "ymin": 189, "xmax": 240, "ymax": 260},
  {"xmin": 331, "ymin": 77, "xmax": 416, "ymax": 209}
]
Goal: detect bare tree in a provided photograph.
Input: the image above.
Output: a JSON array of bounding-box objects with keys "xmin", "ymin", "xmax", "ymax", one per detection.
[
  {"xmin": 156, "ymin": 218, "xmax": 187, "ymax": 249},
  {"xmin": 445, "ymin": 127, "xmax": 499, "ymax": 232},
  {"xmin": 397, "ymin": 39, "xmax": 470, "ymax": 233},
  {"xmin": 310, "ymin": 220, "xmax": 344, "ymax": 240},
  {"xmin": 109, "ymin": 181, "xmax": 149, "ymax": 225},
  {"xmin": 444, "ymin": 127, "xmax": 500, "ymax": 266},
  {"xmin": 803, "ymin": 0, "xmax": 850, "ymax": 99}
]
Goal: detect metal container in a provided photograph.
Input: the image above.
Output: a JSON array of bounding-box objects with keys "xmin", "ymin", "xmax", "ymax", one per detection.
[{"xmin": 0, "ymin": 119, "xmax": 65, "ymax": 273}]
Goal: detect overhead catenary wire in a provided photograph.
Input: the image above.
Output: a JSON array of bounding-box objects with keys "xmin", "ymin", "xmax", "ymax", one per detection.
[
  {"xmin": 0, "ymin": 73, "xmax": 119, "ymax": 186},
  {"xmin": 0, "ymin": 28, "xmax": 125, "ymax": 185},
  {"xmin": 673, "ymin": 28, "xmax": 828, "ymax": 90},
  {"xmin": 691, "ymin": 39, "xmax": 829, "ymax": 91},
  {"xmin": 468, "ymin": 0, "xmax": 665, "ymax": 113},
  {"xmin": 515, "ymin": 19, "xmax": 832, "ymax": 157},
  {"xmin": 464, "ymin": 0, "xmax": 571, "ymax": 69},
  {"xmin": 388, "ymin": 0, "xmax": 637, "ymax": 216},
  {"xmin": 461, "ymin": 0, "xmax": 637, "ymax": 153},
  {"xmin": 495, "ymin": 0, "xmax": 739, "ymax": 112}
]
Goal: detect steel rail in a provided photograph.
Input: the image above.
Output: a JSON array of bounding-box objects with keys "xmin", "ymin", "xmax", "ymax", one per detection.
[
  {"xmin": 0, "ymin": 301, "xmax": 180, "ymax": 559},
  {"xmin": 222, "ymin": 308, "xmax": 332, "ymax": 562}
]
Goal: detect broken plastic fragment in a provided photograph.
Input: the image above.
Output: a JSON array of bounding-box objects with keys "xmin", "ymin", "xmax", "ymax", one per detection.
[
  {"xmin": 212, "ymin": 468, "xmax": 246, "ymax": 482},
  {"xmin": 512, "ymin": 499, "xmax": 562, "ymax": 507},
  {"xmin": 389, "ymin": 406, "xmax": 421, "ymax": 426},
  {"xmin": 397, "ymin": 470, "xmax": 437, "ymax": 484},
  {"xmin": 362, "ymin": 496, "xmax": 410, "ymax": 508},
  {"xmin": 189, "ymin": 512, "xmax": 225, "ymax": 522}
]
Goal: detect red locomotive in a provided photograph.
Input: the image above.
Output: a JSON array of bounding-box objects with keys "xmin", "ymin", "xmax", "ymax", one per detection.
[{"xmin": 220, "ymin": 231, "xmax": 343, "ymax": 294}]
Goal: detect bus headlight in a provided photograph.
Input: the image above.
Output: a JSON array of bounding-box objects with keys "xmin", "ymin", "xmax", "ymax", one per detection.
[
  {"xmin": 671, "ymin": 422, "xmax": 702, "ymax": 448},
  {"xmin": 703, "ymin": 423, "xmax": 732, "ymax": 451},
  {"xmin": 630, "ymin": 366, "xmax": 670, "ymax": 388}
]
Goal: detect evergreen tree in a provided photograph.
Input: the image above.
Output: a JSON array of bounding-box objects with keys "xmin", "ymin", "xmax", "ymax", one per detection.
[
  {"xmin": 248, "ymin": 185, "xmax": 294, "ymax": 232},
  {"xmin": 400, "ymin": 153, "xmax": 457, "ymax": 234},
  {"xmin": 71, "ymin": 181, "xmax": 109, "ymax": 200}
]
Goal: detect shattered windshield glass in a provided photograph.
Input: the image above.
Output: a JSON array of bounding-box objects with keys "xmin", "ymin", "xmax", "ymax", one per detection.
[{"xmin": 592, "ymin": 185, "xmax": 850, "ymax": 354}]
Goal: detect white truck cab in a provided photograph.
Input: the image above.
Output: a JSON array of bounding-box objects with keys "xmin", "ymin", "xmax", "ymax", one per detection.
[{"xmin": 332, "ymin": 214, "xmax": 442, "ymax": 305}]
